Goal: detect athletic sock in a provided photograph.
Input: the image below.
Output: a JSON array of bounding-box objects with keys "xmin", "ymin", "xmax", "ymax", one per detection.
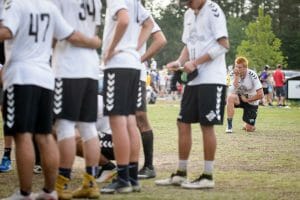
[
  {"xmin": 86, "ymin": 166, "xmax": 98, "ymax": 177},
  {"xmin": 178, "ymin": 160, "xmax": 187, "ymax": 172},
  {"xmin": 129, "ymin": 162, "xmax": 138, "ymax": 183},
  {"xmin": 3, "ymin": 148, "xmax": 12, "ymax": 160},
  {"xmin": 203, "ymin": 160, "xmax": 214, "ymax": 175},
  {"xmin": 227, "ymin": 118, "xmax": 233, "ymax": 129},
  {"xmin": 58, "ymin": 168, "xmax": 71, "ymax": 179},
  {"xmin": 102, "ymin": 161, "xmax": 116, "ymax": 170},
  {"xmin": 141, "ymin": 130, "xmax": 154, "ymax": 168},
  {"xmin": 117, "ymin": 165, "xmax": 129, "ymax": 182}
]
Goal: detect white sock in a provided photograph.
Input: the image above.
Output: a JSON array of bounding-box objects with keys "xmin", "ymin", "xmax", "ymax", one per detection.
[
  {"xmin": 204, "ymin": 160, "xmax": 214, "ymax": 175},
  {"xmin": 178, "ymin": 160, "xmax": 188, "ymax": 171}
]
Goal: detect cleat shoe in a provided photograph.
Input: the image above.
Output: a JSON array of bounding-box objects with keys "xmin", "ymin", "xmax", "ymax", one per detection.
[
  {"xmin": 96, "ymin": 168, "xmax": 117, "ymax": 183},
  {"xmin": 55, "ymin": 175, "xmax": 72, "ymax": 200},
  {"xmin": 225, "ymin": 128, "xmax": 233, "ymax": 133},
  {"xmin": 35, "ymin": 190, "xmax": 58, "ymax": 200},
  {"xmin": 138, "ymin": 166, "xmax": 156, "ymax": 179},
  {"xmin": 0, "ymin": 156, "xmax": 12, "ymax": 172},
  {"xmin": 129, "ymin": 178, "xmax": 141, "ymax": 192},
  {"xmin": 100, "ymin": 178, "xmax": 132, "ymax": 194},
  {"xmin": 3, "ymin": 190, "xmax": 35, "ymax": 200},
  {"xmin": 33, "ymin": 165, "xmax": 42, "ymax": 174},
  {"xmin": 155, "ymin": 170, "xmax": 187, "ymax": 186},
  {"xmin": 72, "ymin": 173, "xmax": 100, "ymax": 199},
  {"xmin": 181, "ymin": 174, "xmax": 215, "ymax": 189}
]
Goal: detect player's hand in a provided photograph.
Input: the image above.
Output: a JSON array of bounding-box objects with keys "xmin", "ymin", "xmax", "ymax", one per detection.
[
  {"xmin": 166, "ymin": 60, "xmax": 181, "ymax": 71},
  {"xmin": 103, "ymin": 48, "xmax": 119, "ymax": 65},
  {"xmin": 234, "ymin": 68, "xmax": 239, "ymax": 76},
  {"xmin": 183, "ymin": 61, "xmax": 197, "ymax": 73},
  {"xmin": 240, "ymin": 95, "xmax": 248, "ymax": 103}
]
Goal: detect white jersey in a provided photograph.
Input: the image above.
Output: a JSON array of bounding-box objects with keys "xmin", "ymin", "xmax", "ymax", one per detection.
[
  {"xmin": 51, "ymin": 0, "xmax": 101, "ymax": 79},
  {"xmin": 96, "ymin": 95, "xmax": 111, "ymax": 134},
  {"xmin": 2, "ymin": 0, "xmax": 74, "ymax": 91},
  {"xmin": 228, "ymin": 69, "xmax": 262, "ymax": 106},
  {"xmin": 102, "ymin": 0, "xmax": 150, "ymax": 70},
  {"xmin": 139, "ymin": 17, "xmax": 161, "ymax": 81},
  {"xmin": 182, "ymin": 0, "xmax": 228, "ymax": 86},
  {"xmin": 0, "ymin": 0, "xmax": 3, "ymax": 20}
]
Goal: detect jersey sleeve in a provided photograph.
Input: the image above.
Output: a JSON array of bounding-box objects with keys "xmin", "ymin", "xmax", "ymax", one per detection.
[
  {"xmin": 52, "ymin": 5, "xmax": 74, "ymax": 40},
  {"xmin": 151, "ymin": 17, "xmax": 161, "ymax": 34},
  {"xmin": 181, "ymin": 10, "xmax": 190, "ymax": 44},
  {"xmin": 137, "ymin": 2, "xmax": 150, "ymax": 25},
  {"xmin": 2, "ymin": 0, "xmax": 21, "ymax": 36},
  {"xmin": 107, "ymin": 0, "xmax": 127, "ymax": 20},
  {"xmin": 209, "ymin": 3, "xmax": 228, "ymax": 40}
]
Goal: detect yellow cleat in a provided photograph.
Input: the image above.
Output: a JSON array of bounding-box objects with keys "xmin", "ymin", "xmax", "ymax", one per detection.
[
  {"xmin": 72, "ymin": 173, "xmax": 100, "ymax": 199},
  {"xmin": 55, "ymin": 175, "xmax": 72, "ymax": 200}
]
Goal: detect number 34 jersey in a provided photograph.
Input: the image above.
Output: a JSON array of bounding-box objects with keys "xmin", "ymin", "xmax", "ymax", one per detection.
[
  {"xmin": 1, "ymin": 0, "xmax": 74, "ymax": 91},
  {"xmin": 51, "ymin": 0, "xmax": 101, "ymax": 80}
]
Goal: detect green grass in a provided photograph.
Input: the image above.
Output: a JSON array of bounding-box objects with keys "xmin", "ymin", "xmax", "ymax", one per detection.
[{"xmin": 0, "ymin": 101, "xmax": 300, "ymax": 199}]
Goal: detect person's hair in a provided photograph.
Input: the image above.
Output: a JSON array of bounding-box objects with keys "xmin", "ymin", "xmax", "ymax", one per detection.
[
  {"xmin": 277, "ymin": 64, "xmax": 282, "ymax": 68},
  {"xmin": 235, "ymin": 56, "xmax": 248, "ymax": 68}
]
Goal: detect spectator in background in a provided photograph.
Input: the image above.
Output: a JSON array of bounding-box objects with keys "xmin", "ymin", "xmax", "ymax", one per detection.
[
  {"xmin": 273, "ymin": 64, "xmax": 286, "ymax": 106},
  {"xmin": 259, "ymin": 65, "xmax": 272, "ymax": 106}
]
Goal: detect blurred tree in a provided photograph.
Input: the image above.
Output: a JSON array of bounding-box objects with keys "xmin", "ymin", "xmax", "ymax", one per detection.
[
  {"xmin": 237, "ymin": 8, "xmax": 285, "ymax": 70},
  {"xmin": 226, "ymin": 17, "xmax": 247, "ymax": 66},
  {"xmin": 152, "ymin": 3, "xmax": 186, "ymax": 68}
]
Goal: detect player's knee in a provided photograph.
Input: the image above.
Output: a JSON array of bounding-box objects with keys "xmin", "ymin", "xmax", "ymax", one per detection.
[
  {"xmin": 136, "ymin": 112, "xmax": 150, "ymax": 130},
  {"xmin": 55, "ymin": 119, "xmax": 76, "ymax": 142},
  {"xmin": 77, "ymin": 122, "xmax": 97, "ymax": 142}
]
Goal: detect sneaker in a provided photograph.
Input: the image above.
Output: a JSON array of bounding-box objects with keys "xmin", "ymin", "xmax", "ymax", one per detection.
[
  {"xmin": 138, "ymin": 166, "xmax": 156, "ymax": 179},
  {"xmin": 0, "ymin": 156, "xmax": 12, "ymax": 172},
  {"xmin": 129, "ymin": 177, "xmax": 141, "ymax": 192},
  {"xmin": 225, "ymin": 128, "xmax": 233, "ymax": 133},
  {"xmin": 96, "ymin": 168, "xmax": 117, "ymax": 183},
  {"xmin": 181, "ymin": 174, "xmax": 215, "ymax": 189},
  {"xmin": 100, "ymin": 178, "xmax": 133, "ymax": 194},
  {"xmin": 72, "ymin": 173, "xmax": 100, "ymax": 199},
  {"xmin": 155, "ymin": 170, "xmax": 187, "ymax": 186},
  {"xmin": 33, "ymin": 165, "xmax": 42, "ymax": 174},
  {"xmin": 55, "ymin": 175, "xmax": 72, "ymax": 200},
  {"xmin": 3, "ymin": 190, "xmax": 35, "ymax": 200},
  {"xmin": 35, "ymin": 190, "xmax": 58, "ymax": 200}
]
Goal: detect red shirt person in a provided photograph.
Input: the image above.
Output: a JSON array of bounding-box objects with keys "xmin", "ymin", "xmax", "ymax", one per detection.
[{"xmin": 273, "ymin": 64, "xmax": 286, "ymax": 106}]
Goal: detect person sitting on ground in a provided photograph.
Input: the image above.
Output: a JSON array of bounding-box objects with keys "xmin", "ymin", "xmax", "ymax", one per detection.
[{"xmin": 226, "ymin": 57, "xmax": 263, "ymax": 133}]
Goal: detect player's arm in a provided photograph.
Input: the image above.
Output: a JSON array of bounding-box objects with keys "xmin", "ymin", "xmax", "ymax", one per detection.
[
  {"xmin": 141, "ymin": 30, "xmax": 167, "ymax": 63},
  {"xmin": 184, "ymin": 37, "xmax": 229, "ymax": 73},
  {"xmin": 104, "ymin": 9, "xmax": 129, "ymax": 64},
  {"xmin": 136, "ymin": 17, "xmax": 154, "ymax": 52},
  {"xmin": 0, "ymin": 26, "xmax": 12, "ymax": 41},
  {"xmin": 66, "ymin": 31, "xmax": 101, "ymax": 49},
  {"xmin": 166, "ymin": 46, "xmax": 189, "ymax": 71},
  {"xmin": 241, "ymin": 88, "xmax": 264, "ymax": 103}
]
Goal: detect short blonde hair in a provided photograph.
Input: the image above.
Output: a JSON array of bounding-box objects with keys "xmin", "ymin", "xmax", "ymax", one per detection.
[{"xmin": 235, "ymin": 56, "xmax": 248, "ymax": 68}]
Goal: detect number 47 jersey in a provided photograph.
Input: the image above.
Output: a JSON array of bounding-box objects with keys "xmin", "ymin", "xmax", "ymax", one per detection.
[
  {"xmin": 51, "ymin": 0, "xmax": 101, "ymax": 80},
  {"xmin": 1, "ymin": 0, "xmax": 74, "ymax": 91}
]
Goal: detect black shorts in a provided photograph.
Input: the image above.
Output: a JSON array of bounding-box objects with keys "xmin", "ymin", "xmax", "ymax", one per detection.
[
  {"xmin": 53, "ymin": 78, "xmax": 98, "ymax": 122},
  {"xmin": 178, "ymin": 84, "xmax": 226, "ymax": 125},
  {"xmin": 136, "ymin": 81, "xmax": 147, "ymax": 112},
  {"xmin": 275, "ymin": 86, "xmax": 285, "ymax": 97},
  {"xmin": 0, "ymin": 86, "xmax": 3, "ymax": 106},
  {"xmin": 98, "ymin": 132, "xmax": 114, "ymax": 160},
  {"xmin": 3, "ymin": 85, "xmax": 54, "ymax": 136},
  {"xmin": 235, "ymin": 96, "xmax": 258, "ymax": 126},
  {"xmin": 263, "ymin": 87, "xmax": 269, "ymax": 95},
  {"xmin": 103, "ymin": 68, "xmax": 140, "ymax": 116}
]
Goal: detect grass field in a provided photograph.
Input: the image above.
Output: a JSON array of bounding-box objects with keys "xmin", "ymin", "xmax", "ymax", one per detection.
[{"xmin": 0, "ymin": 100, "xmax": 300, "ymax": 199}]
